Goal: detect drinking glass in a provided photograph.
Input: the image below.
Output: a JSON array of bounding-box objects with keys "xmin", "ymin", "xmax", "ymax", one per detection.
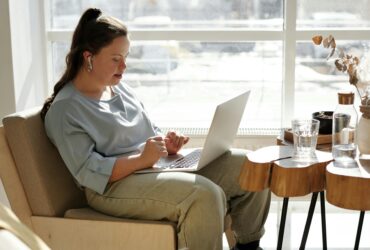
[{"xmin": 291, "ymin": 119, "xmax": 320, "ymax": 160}]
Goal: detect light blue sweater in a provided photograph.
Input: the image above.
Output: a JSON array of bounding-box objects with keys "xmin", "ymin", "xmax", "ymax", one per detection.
[{"xmin": 45, "ymin": 82, "xmax": 160, "ymax": 194}]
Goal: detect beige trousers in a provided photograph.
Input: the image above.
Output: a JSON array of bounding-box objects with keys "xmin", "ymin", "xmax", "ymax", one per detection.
[{"xmin": 85, "ymin": 149, "xmax": 271, "ymax": 250}]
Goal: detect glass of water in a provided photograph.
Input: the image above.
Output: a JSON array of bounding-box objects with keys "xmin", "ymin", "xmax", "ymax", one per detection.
[{"xmin": 291, "ymin": 119, "xmax": 320, "ymax": 160}]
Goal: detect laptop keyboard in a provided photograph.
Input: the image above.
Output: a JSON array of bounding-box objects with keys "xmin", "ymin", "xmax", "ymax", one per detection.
[{"xmin": 157, "ymin": 149, "xmax": 202, "ymax": 169}]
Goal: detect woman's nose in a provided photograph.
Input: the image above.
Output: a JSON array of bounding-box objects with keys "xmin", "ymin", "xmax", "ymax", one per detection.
[{"xmin": 120, "ymin": 60, "xmax": 126, "ymax": 70}]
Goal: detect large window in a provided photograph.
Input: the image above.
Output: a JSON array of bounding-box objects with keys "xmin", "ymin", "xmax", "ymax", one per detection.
[{"xmin": 46, "ymin": 0, "xmax": 370, "ymax": 132}]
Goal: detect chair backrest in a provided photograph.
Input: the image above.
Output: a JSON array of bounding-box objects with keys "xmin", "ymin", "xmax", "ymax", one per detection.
[{"xmin": 2, "ymin": 107, "xmax": 86, "ymax": 217}]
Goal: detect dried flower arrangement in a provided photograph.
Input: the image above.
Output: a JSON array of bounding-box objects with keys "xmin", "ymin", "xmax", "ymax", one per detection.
[{"xmin": 312, "ymin": 35, "xmax": 369, "ymax": 105}]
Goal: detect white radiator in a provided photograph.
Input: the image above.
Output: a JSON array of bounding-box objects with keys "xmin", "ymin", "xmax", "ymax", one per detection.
[{"xmin": 160, "ymin": 127, "xmax": 280, "ymax": 150}]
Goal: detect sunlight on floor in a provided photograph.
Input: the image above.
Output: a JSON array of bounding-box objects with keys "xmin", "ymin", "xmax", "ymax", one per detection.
[{"xmin": 223, "ymin": 201, "xmax": 370, "ymax": 250}]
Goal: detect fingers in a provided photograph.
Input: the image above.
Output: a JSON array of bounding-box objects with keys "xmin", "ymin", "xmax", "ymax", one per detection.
[
  {"xmin": 151, "ymin": 135, "xmax": 165, "ymax": 141},
  {"xmin": 165, "ymin": 131, "xmax": 190, "ymax": 155},
  {"xmin": 159, "ymin": 149, "xmax": 168, "ymax": 157},
  {"xmin": 156, "ymin": 141, "xmax": 168, "ymax": 157},
  {"xmin": 166, "ymin": 131, "xmax": 177, "ymax": 139},
  {"xmin": 167, "ymin": 131, "xmax": 189, "ymax": 147},
  {"xmin": 153, "ymin": 138, "xmax": 166, "ymax": 150},
  {"xmin": 177, "ymin": 136, "xmax": 185, "ymax": 147},
  {"xmin": 146, "ymin": 136, "xmax": 166, "ymax": 146},
  {"xmin": 157, "ymin": 142, "xmax": 167, "ymax": 152},
  {"xmin": 146, "ymin": 136, "xmax": 168, "ymax": 155}
]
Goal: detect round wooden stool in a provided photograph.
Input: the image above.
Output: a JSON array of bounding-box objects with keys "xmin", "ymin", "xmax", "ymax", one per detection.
[{"xmin": 326, "ymin": 159, "xmax": 370, "ymax": 250}]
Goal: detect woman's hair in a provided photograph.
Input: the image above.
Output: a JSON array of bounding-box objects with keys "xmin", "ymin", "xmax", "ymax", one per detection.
[{"xmin": 40, "ymin": 8, "xmax": 128, "ymax": 120}]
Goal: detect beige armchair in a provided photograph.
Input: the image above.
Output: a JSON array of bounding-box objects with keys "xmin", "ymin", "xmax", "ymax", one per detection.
[
  {"xmin": 0, "ymin": 107, "xmax": 234, "ymax": 250},
  {"xmin": 0, "ymin": 107, "xmax": 177, "ymax": 250}
]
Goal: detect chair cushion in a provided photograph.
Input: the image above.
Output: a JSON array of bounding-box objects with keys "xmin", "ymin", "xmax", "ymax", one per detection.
[
  {"xmin": 64, "ymin": 207, "xmax": 176, "ymax": 228},
  {"xmin": 3, "ymin": 107, "xmax": 86, "ymax": 217}
]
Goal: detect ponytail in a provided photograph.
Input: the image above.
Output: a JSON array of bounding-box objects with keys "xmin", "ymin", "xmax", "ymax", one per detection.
[
  {"xmin": 70, "ymin": 8, "xmax": 102, "ymax": 51},
  {"xmin": 41, "ymin": 8, "xmax": 127, "ymax": 120}
]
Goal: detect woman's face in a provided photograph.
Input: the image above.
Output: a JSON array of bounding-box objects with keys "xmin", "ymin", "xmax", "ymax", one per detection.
[{"xmin": 89, "ymin": 36, "xmax": 130, "ymax": 86}]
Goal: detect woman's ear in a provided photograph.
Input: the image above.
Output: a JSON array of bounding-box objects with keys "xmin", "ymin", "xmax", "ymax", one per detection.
[
  {"xmin": 83, "ymin": 51, "xmax": 93, "ymax": 72},
  {"xmin": 82, "ymin": 51, "xmax": 93, "ymax": 61}
]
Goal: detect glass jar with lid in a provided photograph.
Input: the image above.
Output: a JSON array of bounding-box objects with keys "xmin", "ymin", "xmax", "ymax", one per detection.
[{"xmin": 332, "ymin": 92, "xmax": 358, "ymax": 165}]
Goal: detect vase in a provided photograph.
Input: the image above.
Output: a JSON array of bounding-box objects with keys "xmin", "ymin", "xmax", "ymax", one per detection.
[{"xmin": 358, "ymin": 105, "xmax": 370, "ymax": 156}]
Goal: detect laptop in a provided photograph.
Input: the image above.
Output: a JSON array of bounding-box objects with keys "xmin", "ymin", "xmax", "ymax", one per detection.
[{"xmin": 135, "ymin": 90, "xmax": 250, "ymax": 173}]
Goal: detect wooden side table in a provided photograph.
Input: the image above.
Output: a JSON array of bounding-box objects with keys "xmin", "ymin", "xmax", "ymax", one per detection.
[
  {"xmin": 239, "ymin": 145, "xmax": 332, "ymax": 250},
  {"xmin": 326, "ymin": 159, "xmax": 370, "ymax": 250}
]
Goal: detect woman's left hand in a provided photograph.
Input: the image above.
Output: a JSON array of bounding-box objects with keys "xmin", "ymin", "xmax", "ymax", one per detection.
[{"xmin": 165, "ymin": 131, "xmax": 189, "ymax": 155}]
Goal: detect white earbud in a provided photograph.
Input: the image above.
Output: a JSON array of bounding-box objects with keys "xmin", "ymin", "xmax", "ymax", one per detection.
[{"xmin": 87, "ymin": 56, "xmax": 93, "ymax": 72}]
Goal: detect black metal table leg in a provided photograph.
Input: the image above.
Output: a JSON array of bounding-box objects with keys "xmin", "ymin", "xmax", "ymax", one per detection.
[
  {"xmin": 319, "ymin": 191, "xmax": 327, "ymax": 250},
  {"xmin": 299, "ymin": 192, "xmax": 318, "ymax": 250},
  {"xmin": 354, "ymin": 211, "xmax": 365, "ymax": 250},
  {"xmin": 277, "ymin": 198, "xmax": 289, "ymax": 250}
]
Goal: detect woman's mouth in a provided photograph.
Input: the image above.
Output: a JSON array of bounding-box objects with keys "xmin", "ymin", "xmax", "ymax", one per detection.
[{"xmin": 114, "ymin": 74, "xmax": 122, "ymax": 79}]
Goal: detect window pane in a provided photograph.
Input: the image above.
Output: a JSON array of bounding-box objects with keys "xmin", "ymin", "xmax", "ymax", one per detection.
[
  {"xmin": 297, "ymin": 0, "xmax": 370, "ymax": 29},
  {"xmin": 52, "ymin": 41, "xmax": 283, "ymax": 128},
  {"xmin": 50, "ymin": 0, "xmax": 283, "ymax": 29},
  {"xmin": 295, "ymin": 41, "xmax": 370, "ymax": 117}
]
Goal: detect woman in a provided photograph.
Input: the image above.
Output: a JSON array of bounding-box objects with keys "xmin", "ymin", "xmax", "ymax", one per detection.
[{"xmin": 42, "ymin": 8, "xmax": 270, "ymax": 250}]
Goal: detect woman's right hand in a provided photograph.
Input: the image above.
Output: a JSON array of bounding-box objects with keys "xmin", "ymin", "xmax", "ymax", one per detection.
[
  {"xmin": 110, "ymin": 136, "xmax": 168, "ymax": 182},
  {"xmin": 140, "ymin": 136, "xmax": 168, "ymax": 167}
]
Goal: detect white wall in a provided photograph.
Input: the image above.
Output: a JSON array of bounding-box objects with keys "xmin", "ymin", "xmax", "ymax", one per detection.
[{"xmin": 0, "ymin": 0, "xmax": 47, "ymax": 205}]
